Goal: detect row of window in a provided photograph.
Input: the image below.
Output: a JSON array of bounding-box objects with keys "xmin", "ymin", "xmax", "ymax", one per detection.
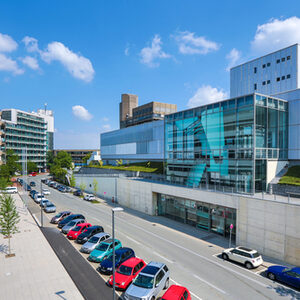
[
  {"xmin": 254, "ymin": 74, "xmax": 291, "ymax": 89},
  {"xmin": 254, "ymin": 55, "xmax": 291, "ymax": 73}
]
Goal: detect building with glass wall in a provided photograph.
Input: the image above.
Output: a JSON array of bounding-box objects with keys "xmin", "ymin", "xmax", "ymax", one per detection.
[{"xmin": 165, "ymin": 93, "xmax": 288, "ymax": 194}]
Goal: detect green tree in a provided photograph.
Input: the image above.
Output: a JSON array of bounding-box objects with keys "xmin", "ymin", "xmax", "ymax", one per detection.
[
  {"xmin": 79, "ymin": 182, "xmax": 86, "ymax": 192},
  {"xmin": 83, "ymin": 152, "xmax": 92, "ymax": 165},
  {"xmin": 92, "ymin": 179, "xmax": 98, "ymax": 196},
  {"xmin": 70, "ymin": 174, "xmax": 76, "ymax": 187},
  {"xmin": 6, "ymin": 150, "xmax": 20, "ymax": 176},
  {"xmin": 116, "ymin": 159, "xmax": 123, "ymax": 166},
  {"xmin": 46, "ymin": 151, "xmax": 54, "ymax": 169},
  {"xmin": 0, "ymin": 194, "xmax": 20, "ymax": 257},
  {"xmin": 55, "ymin": 151, "xmax": 72, "ymax": 169},
  {"xmin": 27, "ymin": 161, "xmax": 38, "ymax": 174},
  {"xmin": 0, "ymin": 164, "xmax": 11, "ymax": 186}
]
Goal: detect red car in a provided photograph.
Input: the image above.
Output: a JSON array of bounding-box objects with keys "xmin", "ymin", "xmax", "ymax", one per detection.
[
  {"xmin": 161, "ymin": 285, "xmax": 191, "ymax": 300},
  {"xmin": 107, "ymin": 257, "xmax": 146, "ymax": 290},
  {"xmin": 67, "ymin": 223, "xmax": 91, "ymax": 240},
  {"xmin": 29, "ymin": 172, "xmax": 37, "ymax": 176}
]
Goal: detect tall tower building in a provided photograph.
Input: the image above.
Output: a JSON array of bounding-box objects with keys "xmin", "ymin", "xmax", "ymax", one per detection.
[{"xmin": 119, "ymin": 94, "xmax": 138, "ymax": 128}]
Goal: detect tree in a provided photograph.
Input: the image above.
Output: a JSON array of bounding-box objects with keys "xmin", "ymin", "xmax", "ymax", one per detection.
[
  {"xmin": 116, "ymin": 159, "xmax": 123, "ymax": 166},
  {"xmin": 79, "ymin": 182, "xmax": 86, "ymax": 192},
  {"xmin": 92, "ymin": 179, "xmax": 98, "ymax": 196},
  {"xmin": 70, "ymin": 174, "xmax": 76, "ymax": 188},
  {"xmin": 0, "ymin": 164, "xmax": 11, "ymax": 186},
  {"xmin": 27, "ymin": 161, "xmax": 38, "ymax": 174},
  {"xmin": 99, "ymin": 160, "xmax": 103, "ymax": 167},
  {"xmin": 55, "ymin": 151, "xmax": 72, "ymax": 169},
  {"xmin": 46, "ymin": 151, "xmax": 54, "ymax": 169},
  {"xmin": 6, "ymin": 150, "xmax": 21, "ymax": 176},
  {"xmin": 83, "ymin": 152, "xmax": 92, "ymax": 165},
  {"xmin": 0, "ymin": 194, "xmax": 20, "ymax": 257}
]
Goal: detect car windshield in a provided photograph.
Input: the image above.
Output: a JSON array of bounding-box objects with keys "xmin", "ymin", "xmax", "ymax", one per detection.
[
  {"xmin": 118, "ymin": 265, "xmax": 132, "ymax": 276},
  {"xmin": 89, "ymin": 236, "xmax": 99, "ymax": 243},
  {"xmin": 252, "ymin": 252, "xmax": 260, "ymax": 258},
  {"xmin": 107, "ymin": 253, "xmax": 119, "ymax": 261},
  {"xmin": 46, "ymin": 203, "xmax": 54, "ymax": 207},
  {"xmin": 55, "ymin": 213, "xmax": 63, "ymax": 217},
  {"xmin": 283, "ymin": 268, "xmax": 292, "ymax": 272},
  {"xmin": 133, "ymin": 274, "xmax": 154, "ymax": 289},
  {"xmin": 72, "ymin": 226, "xmax": 81, "ymax": 232},
  {"xmin": 68, "ymin": 221, "xmax": 76, "ymax": 226},
  {"xmin": 96, "ymin": 243, "xmax": 109, "ymax": 251}
]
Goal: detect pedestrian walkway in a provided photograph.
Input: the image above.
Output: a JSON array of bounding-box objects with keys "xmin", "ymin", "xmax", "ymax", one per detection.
[{"xmin": 0, "ymin": 193, "xmax": 83, "ymax": 300}]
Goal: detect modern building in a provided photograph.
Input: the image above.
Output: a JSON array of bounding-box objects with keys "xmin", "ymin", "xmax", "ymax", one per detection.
[
  {"xmin": 53, "ymin": 149, "xmax": 98, "ymax": 166},
  {"xmin": 0, "ymin": 114, "xmax": 6, "ymax": 165},
  {"xmin": 101, "ymin": 120, "xmax": 164, "ymax": 165},
  {"xmin": 0, "ymin": 109, "xmax": 48, "ymax": 170},
  {"xmin": 119, "ymin": 93, "xmax": 177, "ymax": 128},
  {"xmin": 165, "ymin": 93, "xmax": 288, "ymax": 193}
]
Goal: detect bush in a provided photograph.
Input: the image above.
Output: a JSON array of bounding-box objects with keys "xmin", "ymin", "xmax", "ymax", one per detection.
[{"xmin": 279, "ymin": 166, "xmax": 300, "ymax": 186}]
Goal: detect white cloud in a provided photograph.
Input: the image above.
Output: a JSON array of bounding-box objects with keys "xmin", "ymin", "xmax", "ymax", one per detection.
[
  {"xmin": 102, "ymin": 124, "xmax": 111, "ymax": 131},
  {"xmin": 72, "ymin": 105, "xmax": 93, "ymax": 121},
  {"xmin": 0, "ymin": 53, "xmax": 24, "ymax": 75},
  {"xmin": 0, "ymin": 33, "xmax": 18, "ymax": 52},
  {"xmin": 226, "ymin": 48, "xmax": 241, "ymax": 71},
  {"xmin": 251, "ymin": 17, "xmax": 300, "ymax": 54},
  {"xmin": 124, "ymin": 44, "xmax": 130, "ymax": 56},
  {"xmin": 22, "ymin": 36, "xmax": 39, "ymax": 53},
  {"xmin": 102, "ymin": 117, "xmax": 109, "ymax": 122},
  {"xmin": 140, "ymin": 35, "xmax": 171, "ymax": 67},
  {"xmin": 187, "ymin": 85, "xmax": 228, "ymax": 108},
  {"xmin": 20, "ymin": 56, "xmax": 39, "ymax": 70},
  {"xmin": 173, "ymin": 31, "xmax": 220, "ymax": 55},
  {"xmin": 41, "ymin": 42, "xmax": 95, "ymax": 82}
]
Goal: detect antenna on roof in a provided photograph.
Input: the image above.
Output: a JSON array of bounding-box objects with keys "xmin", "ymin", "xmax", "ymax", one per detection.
[{"xmin": 44, "ymin": 102, "xmax": 47, "ymax": 113}]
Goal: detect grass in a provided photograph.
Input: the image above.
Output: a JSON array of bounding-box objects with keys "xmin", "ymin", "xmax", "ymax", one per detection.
[
  {"xmin": 88, "ymin": 161, "xmax": 164, "ymax": 174},
  {"xmin": 91, "ymin": 200, "xmax": 100, "ymax": 204},
  {"xmin": 279, "ymin": 166, "xmax": 300, "ymax": 186}
]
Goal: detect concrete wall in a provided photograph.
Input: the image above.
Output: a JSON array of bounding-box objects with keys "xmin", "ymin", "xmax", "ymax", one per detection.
[{"xmin": 266, "ymin": 160, "xmax": 288, "ymax": 185}]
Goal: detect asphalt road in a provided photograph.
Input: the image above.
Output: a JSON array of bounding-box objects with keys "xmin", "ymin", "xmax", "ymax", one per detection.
[{"xmin": 23, "ymin": 176, "xmax": 300, "ymax": 300}]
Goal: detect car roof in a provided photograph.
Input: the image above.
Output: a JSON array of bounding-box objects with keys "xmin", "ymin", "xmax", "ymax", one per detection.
[
  {"xmin": 292, "ymin": 267, "xmax": 300, "ymax": 274},
  {"xmin": 76, "ymin": 222, "xmax": 90, "ymax": 227},
  {"xmin": 103, "ymin": 238, "xmax": 120, "ymax": 244},
  {"xmin": 88, "ymin": 225, "xmax": 102, "ymax": 230},
  {"xmin": 163, "ymin": 285, "xmax": 186, "ymax": 298},
  {"xmin": 92, "ymin": 232, "xmax": 109, "ymax": 238},
  {"xmin": 141, "ymin": 262, "xmax": 164, "ymax": 275},
  {"xmin": 237, "ymin": 246, "xmax": 257, "ymax": 253},
  {"xmin": 115, "ymin": 247, "xmax": 133, "ymax": 254},
  {"xmin": 121, "ymin": 257, "xmax": 143, "ymax": 267},
  {"xmin": 61, "ymin": 211, "xmax": 71, "ymax": 214}
]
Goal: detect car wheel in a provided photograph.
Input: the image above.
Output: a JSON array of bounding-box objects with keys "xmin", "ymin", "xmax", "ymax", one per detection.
[
  {"xmin": 164, "ymin": 278, "xmax": 169, "ymax": 289},
  {"xmin": 267, "ymin": 272, "xmax": 276, "ymax": 281},
  {"xmin": 222, "ymin": 253, "xmax": 229, "ymax": 260},
  {"xmin": 245, "ymin": 262, "xmax": 253, "ymax": 269},
  {"xmin": 151, "ymin": 297, "xmax": 155, "ymax": 300}
]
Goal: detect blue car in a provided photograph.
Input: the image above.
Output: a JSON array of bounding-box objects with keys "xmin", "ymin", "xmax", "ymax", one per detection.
[
  {"xmin": 267, "ymin": 266, "xmax": 300, "ymax": 289},
  {"xmin": 97, "ymin": 247, "xmax": 135, "ymax": 274}
]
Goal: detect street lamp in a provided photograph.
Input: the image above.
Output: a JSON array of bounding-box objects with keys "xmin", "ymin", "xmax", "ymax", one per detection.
[{"xmin": 112, "ymin": 207, "xmax": 124, "ymax": 300}]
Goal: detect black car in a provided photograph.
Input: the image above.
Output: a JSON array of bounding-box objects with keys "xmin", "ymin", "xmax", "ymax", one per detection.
[
  {"xmin": 57, "ymin": 214, "xmax": 85, "ymax": 228},
  {"xmin": 50, "ymin": 211, "xmax": 72, "ymax": 224},
  {"xmin": 73, "ymin": 189, "xmax": 83, "ymax": 196},
  {"xmin": 29, "ymin": 190, "xmax": 38, "ymax": 199},
  {"xmin": 76, "ymin": 225, "xmax": 104, "ymax": 244},
  {"xmin": 30, "ymin": 181, "xmax": 36, "ymax": 187},
  {"xmin": 26, "ymin": 184, "xmax": 32, "ymax": 191}
]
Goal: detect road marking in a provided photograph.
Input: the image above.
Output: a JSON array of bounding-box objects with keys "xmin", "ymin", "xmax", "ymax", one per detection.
[
  {"xmin": 170, "ymin": 278, "xmax": 203, "ymax": 300},
  {"xmin": 125, "ymin": 235, "xmax": 141, "ymax": 245},
  {"xmin": 153, "ymin": 251, "xmax": 173, "ymax": 264},
  {"xmin": 193, "ymin": 274, "xmax": 227, "ymax": 295}
]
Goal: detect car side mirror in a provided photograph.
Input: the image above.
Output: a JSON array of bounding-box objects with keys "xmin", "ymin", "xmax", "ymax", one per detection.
[{"xmin": 155, "ymin": 283, "xmax": 159, "ymax": 288}]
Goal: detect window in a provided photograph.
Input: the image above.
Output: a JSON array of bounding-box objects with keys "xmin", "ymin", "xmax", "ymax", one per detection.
[
  {"xmin": 183, "ymin": 291, "xmax": 189, "ymax": 300},
  {"xmin": 276, "ymin": 59, "xmax": 280, "ymax": 64},
  {"xmin": 287, "ymin": 55, "xmax": 291, "ymax": 60},
  {"xmin": 254, "ymin": 83, "xmax": 257, "ymax": 90},
  {"xmin": 254, "ymin": 67, "xmax": 257, "ymax": 73},
  {"xmin": 276, "ymin": 77, "xmax": 280, "ymax": 82},
  {"xmin": 267, "ymin": 62, "xmax": 271, "ymax": 67},
  {"xmin": 262, "ymin": 81, "xmax": 266, "ymax": 85},
  {"xmin": 267, "ymin": 80, "xmax": 270, "ymax": 84},
  {"xmin": 262, "ymin": 64, "xmax": 266, "ymax": 68},
  {"xmin": 282, "ymin": 76, "xmax": 285, "ymax": 80},
  {"xmin": 281, "ymin": 57, "xmax": 285, "ymax": 62},
  {"xmin": 287, "ymin": 74, "xmax": 291, "ymax": 79}
]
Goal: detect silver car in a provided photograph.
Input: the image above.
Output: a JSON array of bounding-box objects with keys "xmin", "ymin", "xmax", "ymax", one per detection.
[
  {"xmin": 80, "ymin": 232, "xmax": 111, "ymax": 254},
  {"xmin": 44, "ymin": 202, "xmax": 56, "ymax": 213},
  {"xmin": 124, "ymin": 261, "xmax": 169, "ymax": 300},
  {"xmin": 61, "ymin": 219, "xmax": 85, "ymax": 234},
  {"xmin": 40, "ymin": 199, "xmax": 50, "ymax": 208}
]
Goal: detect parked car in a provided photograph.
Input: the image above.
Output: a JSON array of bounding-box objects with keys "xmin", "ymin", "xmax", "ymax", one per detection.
[
  {"xmin": 40, "ymin": 199, "xmax": 50, "ymax": 208},
  {"xmin": 73, "ymin": 189, "xmax": 83, "ymax": 196},
  {"xmin": 2, "ymin": 186, "xmax": 18, "ymax": 194},
  {"xmin": 107, "ymin": 257, "xmax": 146, "ymax": 290},
  {"xmin": 48, "ymin": 181, "xmax": 55, "ymax": 187},
  {"xmin": 26, "ymin": 185, "xmax": 32, "ymax": 191},
  {"xmin": 76, "ymin": 225, "xmax": 104, "ymax": 244},
  {"xmin": 29, "ymin": 172, "xmax": 37, "ymax": 177},
  {"xmin": 44, "ymin": 202, "xmax": 56, "ymax": 213},
  {"xmin": 61, "ymin": 219, "xmax": 85, "ymax": 234},
  {"xmin": 65, "ymin": 187, "xmax": 72, "ymax": 193},
  {"xmin": 80, "ymin": 232, "xmax": 110, "ymax": 253},
  {"xmin": 30, "ymin": 190, "xmax": 38, "ymax": 199},
  {"xmin": 222, "ymin": 246, "xmax": 263, "ymax": 269},
  {"xmin": 88, "ymin": 239, "xmax": 122, "ymax": 263},
  {"xmin": 57, "ymin": 214, "xmax": 85, "ymax": 229},
  {"xmin": 161, "ymin": 285, "xmax": 191, "ymax": 300},
  {"xmin": 29, "ymin": 181, "xmax": 36, "ymax": 187},
  {"xmin": 50, "ymin": 211, "xmax": 71, "ymax": 224},
  {"xmin": 41, "ymin": 178, "xmax": 47, "ymax": 183},
  {"xmin": 124, "ymin": 262, "xmax": 170, "ymax": 300},
  {"xmin": 34, "ymin": 193, "xmax": 45, "ymax": 204},
  {"xmin": 67, "ymin": 222, "xmax": 91, "ymax": 240},
  {"xmin": 98, "ymin": 247, "xmax": 135, "ymax": 275},
  {"xmin": 266, "ymin": 266, "xmax": 300, "ymax": 289},
  {"xmin": 42, "ymin": 188, "xmax": 50, "ymax": 195},
  {"xmin": 84, "ymin": 194, "xmax": 96, "ymax": 201},
  {"xmin": 60, "ymin": 187, "xmax": 67, "ymax": 193}
]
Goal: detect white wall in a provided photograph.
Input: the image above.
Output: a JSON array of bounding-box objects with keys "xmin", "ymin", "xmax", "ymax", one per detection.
[{"xmin": 266, "ymin": 160, "xmax": 288, "ymax": 184}]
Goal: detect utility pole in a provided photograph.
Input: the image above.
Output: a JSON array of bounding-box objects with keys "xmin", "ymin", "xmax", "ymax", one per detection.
[{"xmin": 40, "ymin": 179, "xmax": 43, "ymax": 227}]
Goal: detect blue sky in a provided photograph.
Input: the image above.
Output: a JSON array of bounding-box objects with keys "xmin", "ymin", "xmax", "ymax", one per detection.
[{"xmin": 1, "ymin": 0, "xmax": 300, "ymax": 149}]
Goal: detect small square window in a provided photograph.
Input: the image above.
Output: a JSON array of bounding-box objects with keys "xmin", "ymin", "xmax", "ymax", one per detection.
[
  {"xmin": 281, "ymin": 57, "xmax": 285, "ymax": 62},
  {"xmin": 254, "ymin": 83, "xmax": 257, "ymax": 90},
  {"xmin": 276, "ymin": 59, "xmax": 280, "ymax": 64},
  {"xmin": 267, "ymin": 62, "xmax": 271, "ymax": 67},
  {"xmin": 262, "ymin": 64, "xmax": 266, "ymax": 68},
  {"xmin": 276, "ymin": 77, "xmax": 280, "ymax": 82},
  {"xmin": 262, "ymin": 81, "xmax": 266, "ymax": 85},
  {"xmin": 267, "ymin": 80, "xmax": 270, "ymax": 84},
  {"xmin": 282, "ymin": 76, "xmax": 285, "ymax": 80},
  {"xmin": 287, "ymin": 56, "xmax": 291, "ymax": 60},
  {"xmin": 254, "ymin": 67, "xmax": 257, "ymax": 73},
  {"xmin": 287, "ymin": 74, "xmax": 291, "ymax": 79}
]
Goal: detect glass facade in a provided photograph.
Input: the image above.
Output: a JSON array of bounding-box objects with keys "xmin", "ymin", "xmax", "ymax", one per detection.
[
  {"xmin": 157, "ymin": 193, "xmax": 236, "ymax": 239},
  {"xmin": 165, "ymin": 94, "xmax": 288, "ymax": 193}
]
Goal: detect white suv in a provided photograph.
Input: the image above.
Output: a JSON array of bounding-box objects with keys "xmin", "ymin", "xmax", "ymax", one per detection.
[{"xmin": 222, "ymin": 246, "xmax": 263, "ymax": 269}]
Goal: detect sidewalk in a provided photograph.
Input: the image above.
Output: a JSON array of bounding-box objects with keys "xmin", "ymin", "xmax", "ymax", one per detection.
[{"xmin": 0, "ymin": 193, "xmax": 83, "ymax": 300}]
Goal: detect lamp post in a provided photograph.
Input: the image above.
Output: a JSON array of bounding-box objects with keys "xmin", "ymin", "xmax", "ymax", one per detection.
[
  {"xmin": 40, "ymin": 179, "xmax": 43, "ymax": 227},
  {"xmin": 112, "ymin": 207, "xmax": 124, "ymax": 300}
]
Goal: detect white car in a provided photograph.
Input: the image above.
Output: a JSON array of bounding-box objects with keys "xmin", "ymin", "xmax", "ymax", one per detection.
[
  {"xmin": 84, "ymin": 194, "xmax": 95, "ymax": 201},
  {"xmin": 222, "ymin": 246, "xmax": 263, "ymax": 269},
  {"xmin": 34, "ymin": 193, "xmax": 45, "ymax": 204},
  {"xmin": 42, "ymin": 188, "xmax": 50, "ymax": 195},
  {"xmin": 1, "ymin": 186, "xmax": 18, "ymax": 194}
]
